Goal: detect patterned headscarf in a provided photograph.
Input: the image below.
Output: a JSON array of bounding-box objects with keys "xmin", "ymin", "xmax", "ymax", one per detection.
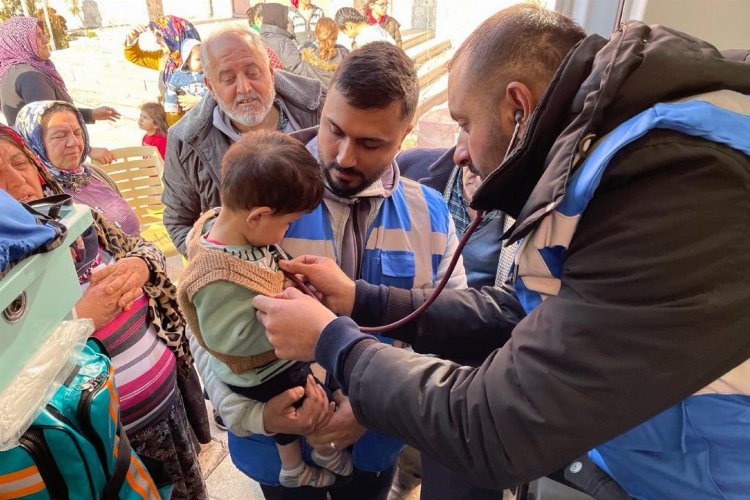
[
  {"xmin": 0, "ymin": 16, "xmax": 69, "ymax": 96},
  {"xmin": 15, "ymin": 100, "xmax": 92, "ymax": 186},
  {"xmin": 149, "ymin": 15, "xmax": 201, "ymax": 88},
  {"xmin": 0, "ymin": 124, "xmax": 60, "ymax": 195}
]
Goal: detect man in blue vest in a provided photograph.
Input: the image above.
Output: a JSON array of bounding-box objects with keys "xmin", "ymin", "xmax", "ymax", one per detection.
[
  {"xmin": 253, "ymin": 4, "xmax": 750, "ymax": 499},
  {"xmin": 194, "ymin": 41, "xmax": 466, "ymax": 499}
]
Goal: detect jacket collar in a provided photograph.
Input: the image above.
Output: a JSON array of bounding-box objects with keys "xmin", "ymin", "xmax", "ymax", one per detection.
[{"xmin": 472, "ymin": 21, "xmax": 750, "ymax": 244}]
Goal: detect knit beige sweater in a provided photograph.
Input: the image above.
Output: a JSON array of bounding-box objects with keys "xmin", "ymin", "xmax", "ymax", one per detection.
[{"xmin": 177, "ymin": 209, "xmax": 285, "ymax": 373}]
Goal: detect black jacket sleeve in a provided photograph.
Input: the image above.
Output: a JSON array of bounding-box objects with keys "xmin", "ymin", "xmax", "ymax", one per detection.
[
  {"xmin": 352, "ymin": 281, "xmax": 523, "ymax": 361},
  {"xmin": 17, "ymin": 72, "xmax": 94, "ymax": 123},
  {"xmin": 79, "ymin": 107, "xmax": 94, "ymax": 124},
  {"xmin": 334, "ymin": 132, "xmax": 750, "ymax": 489},
  {"xmin": 16, "ymin": 71, "xmax": 57, "ymax": 102}
]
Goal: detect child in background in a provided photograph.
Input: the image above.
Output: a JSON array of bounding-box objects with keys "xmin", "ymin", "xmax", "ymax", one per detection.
[
  {"xmin": 177, "ymin": 131, "xmax": 353, "ymax": 489},
  {"xmin": 165, "ymin": 39, "xmax": 207, "ymax": 121},
  {"xmin": 138, "ymin": 102, "xmax": 168, "ymax": 159},
  {"xmin": 247, "ymin": 4, "xmax": 264, "ymax": 32}
]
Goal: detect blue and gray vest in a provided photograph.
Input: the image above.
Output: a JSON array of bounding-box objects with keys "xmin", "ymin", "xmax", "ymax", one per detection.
[
  {"xmin": 229, "ymin": 177, "xmax": 455, "ymax": 484},
  {"xmin": 514, "ymin": 91, "xmax": 750, "ymax": 498}
]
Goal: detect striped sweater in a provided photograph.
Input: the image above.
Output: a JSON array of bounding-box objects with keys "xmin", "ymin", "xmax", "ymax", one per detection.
[{"xmin": 93, "ymin": 294, "xmax": 177, "ymax": 432}]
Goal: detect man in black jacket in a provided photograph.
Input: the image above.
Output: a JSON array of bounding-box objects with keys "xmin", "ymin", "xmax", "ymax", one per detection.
[{"xmin": 253, "ymin": 4, "xmax": 750, "ymax": 498}]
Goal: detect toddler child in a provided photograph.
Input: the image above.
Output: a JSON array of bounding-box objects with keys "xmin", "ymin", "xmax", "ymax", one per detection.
[
  {"xmin": 165, "ymin": 39, "xmax": 208, "ymax": 118},
  {"xmin": 177, "ymin": 130, "xmax": 353, "ymax": 488},
  {"xmin": 138, "ymin": 102, "xmax": 168, "ymax": 159}
]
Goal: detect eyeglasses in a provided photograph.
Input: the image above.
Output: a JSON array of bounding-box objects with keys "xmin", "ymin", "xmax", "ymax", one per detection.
[{"xmin": 373, "ymin": 2, "xmax": 388, "ymax": 7}]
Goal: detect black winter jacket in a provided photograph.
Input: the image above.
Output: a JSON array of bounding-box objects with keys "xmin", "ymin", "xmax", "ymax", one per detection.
[{"xmin": 319, "ymin": 22, "xmax": 750, "ymax": 489}]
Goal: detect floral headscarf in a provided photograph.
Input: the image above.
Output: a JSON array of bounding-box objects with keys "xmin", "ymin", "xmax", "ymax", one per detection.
[
  {"xmin": 15, "ymin": 100, "xmax": 92, "ymax": 189},
  {"xmin": 0, "ymin": 16, "xmax": 69, "ymax": 96},
  {"xmin": 149, "ymin": 15, "xmax": 201, "ymax": 88}
]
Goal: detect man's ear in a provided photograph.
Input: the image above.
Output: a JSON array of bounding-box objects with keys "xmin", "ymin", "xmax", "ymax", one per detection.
[
  {"xmin": 204, "ymin": 75, "xmax": 216, "ymax": 97},
  {"xmin": 246, "ymin": 206, "xmax": 273, "ymax": 227},
  {"xmin": 398, "ymin": 123, "xmax": 415, "ymax": 151},
  {"xmin": 504, "ymin": 81, "xmax": 535, "ymax": 135}
]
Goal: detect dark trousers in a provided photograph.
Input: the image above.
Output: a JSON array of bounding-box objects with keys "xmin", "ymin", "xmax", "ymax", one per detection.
[
  {"xmin": 228, "ymin": 361, "xmax": 311, "ymax": 446},
  {"xmin": 260, "ymin": 466, "xmax": 396, "ymax": 500},
  {"xmin": 420, "ymin": 453, "xmax": 501, "ymax": 500}
]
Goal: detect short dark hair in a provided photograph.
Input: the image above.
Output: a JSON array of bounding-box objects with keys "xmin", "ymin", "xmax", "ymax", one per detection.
[
  {"xmin": 452, "ymin": 4, "xmax": 586, "ymax": 97},
  {"xmin": 329, "ymin": 42, "xmax": 418, "ymax": 122},
  {"xmin": 221, "ymin": 131, "xmax": 324, "ymax": 214},
  {"xmin": 335, "ymin": 7, "xmax": 366, "ymax": 29}
]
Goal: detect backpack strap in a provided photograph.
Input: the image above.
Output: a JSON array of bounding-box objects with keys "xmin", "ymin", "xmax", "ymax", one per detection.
[
  {"xmin": 18, "ymin": 428, "xmax": 69, "ymax": 500},
  {"xmin": 101, "ymin": 429, "xmax": 131, "ymax": 500},
  {"xmin": 27, "ymin": 194, "xmax": 73, "ymax": 220}
]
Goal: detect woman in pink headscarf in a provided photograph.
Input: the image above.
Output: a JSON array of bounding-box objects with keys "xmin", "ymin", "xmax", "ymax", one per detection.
[{"xmin": 0, "ymin": 16, "xmax": 120, "ymax": 164}]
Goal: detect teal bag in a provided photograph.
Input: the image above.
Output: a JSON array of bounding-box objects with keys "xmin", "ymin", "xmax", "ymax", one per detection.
[{"xmin": 0, "ymin": 340, "xmax": 172, "ymax": 499}]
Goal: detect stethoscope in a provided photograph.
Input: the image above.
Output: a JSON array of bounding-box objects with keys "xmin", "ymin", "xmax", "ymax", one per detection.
[{"xmin": 283, "ymin": 111, "xmax": 524, "ymax": 333}]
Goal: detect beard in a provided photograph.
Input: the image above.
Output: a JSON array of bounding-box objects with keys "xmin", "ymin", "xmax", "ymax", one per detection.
[
  {"xmin": 322, "ymin": 161, "xmax": 372, "ymax": 197},
  {"xmin": 220, "ymin": 84, "xmax": 276, "ymax": 128}
]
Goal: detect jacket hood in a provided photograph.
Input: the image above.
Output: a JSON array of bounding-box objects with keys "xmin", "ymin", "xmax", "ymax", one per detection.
[
  {"xmin": 180, "ymin": 38, "xmax": 202, "ymax": 70},
  {"xmin": 263, "ymin": 3, "xmax": 289, "ymax": 30},
  {"xmin": 261, "ymin": 24, "xmax": 295, "ymax": 40},
  {"xmin": 471, "ymin": 21, "xmax": 750, "ymax": 235}
]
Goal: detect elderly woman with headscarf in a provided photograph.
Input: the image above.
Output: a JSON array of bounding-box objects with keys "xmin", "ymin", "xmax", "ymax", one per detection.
[
  {"xmin": 15, "ymin": 100, "xmax": 140, "ymax": 236},
  {"xmin": 0, "ymin": 16, "xmax": 120, "ymax": 163},
  {"xmin": 0, "ymin": 124, "xmax": 209, "ymax": 499}
]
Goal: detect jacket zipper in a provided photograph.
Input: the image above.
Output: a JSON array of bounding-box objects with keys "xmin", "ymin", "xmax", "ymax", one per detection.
[
  {"xmin": 352, "ymin": 201, "xmax": 364, "ymax": 278},
  {"xmin": 78, "ymin": 373, "xmax": 110, "ymax": 469}
]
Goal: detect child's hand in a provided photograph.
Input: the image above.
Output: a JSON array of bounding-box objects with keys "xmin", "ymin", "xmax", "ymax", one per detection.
[
  {"xmin": 263, "ymin": 375, "xmax": 335, "ymax": 435},
  {"xmin": 177, "ymin": 93, "xmax": 201, "ymax": 111}
]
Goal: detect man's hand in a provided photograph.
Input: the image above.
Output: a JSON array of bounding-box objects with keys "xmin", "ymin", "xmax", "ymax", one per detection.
[
  {"xmin": 308, "ymin": 392, "xmax": 366, "ymax": 451},
  {"xmin": 263, "ymin": 374, "xmax": 335, "ymax": 435},
  {"xmin": 90, "ymin": 257, "xmax": 149, "ymax": 309},
  {"xmin": 92, "ymin": 106, "xmax": 121, "ymax": 122},
  {"xmin": 254, "ymin": 287, "xmax": 336, "ymax": 361},
  {"xmin": 177, "ymin": 93, "xmax": 201, "ymax": 111},
  {"xmin": 89, "ymin": 147, "xmax": 114, "ymax": 165},
  {"xmin": 279, "ymin": 255, "xmax": 356, "ymax": 315}
]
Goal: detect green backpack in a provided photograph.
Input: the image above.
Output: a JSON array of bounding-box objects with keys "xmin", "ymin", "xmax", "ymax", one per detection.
[{"xmin": 0, "ymin": 340, "xmax": 172, "ymax": 499}]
